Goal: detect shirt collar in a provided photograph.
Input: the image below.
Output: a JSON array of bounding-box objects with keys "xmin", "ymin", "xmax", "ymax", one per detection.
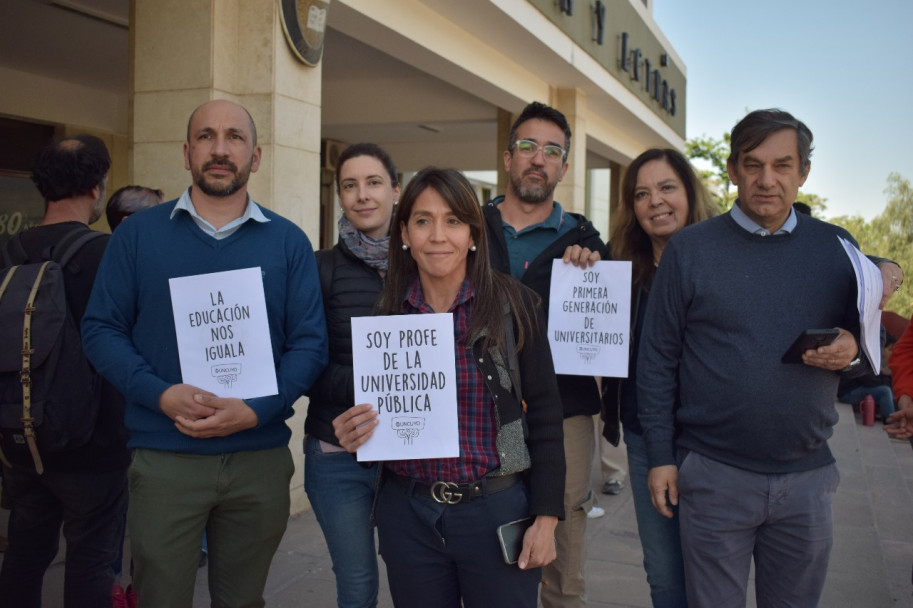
[
  {"xmin": 404, "ymin": 277, "xmax": 474, "ymax": 314},
  {"xmin": 496, "ymin": 199, "xmax": 567, "ymax": 234},
  {"xmin": 170, "ymin": 187, "xmax": 269, "ymax": 239},
  {"xmin": 730, "ymin": 200, "xmax": 797, "ymax": 236}
]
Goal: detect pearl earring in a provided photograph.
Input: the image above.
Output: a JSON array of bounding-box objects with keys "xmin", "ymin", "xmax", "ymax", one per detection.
[
  {"xmin": 470, "ymin": 245, "xmax": 477, "ymax": 252},
  {"xmin": 402, "ymin": 244, "xmax": 409, "ymax": 250}
]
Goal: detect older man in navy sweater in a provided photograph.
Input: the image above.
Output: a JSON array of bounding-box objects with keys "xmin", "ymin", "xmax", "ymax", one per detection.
[
  {"xmin": 638, "ymin": 109, "xmax": 867, "ymax": 607},
  {"xmin": 82, "ymin": 100, "xmax": 327, "ymax": 608}
]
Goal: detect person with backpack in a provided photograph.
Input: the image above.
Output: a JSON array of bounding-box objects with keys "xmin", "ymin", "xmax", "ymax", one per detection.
[
  {"xmin": 303, "ymin": 142, "xmax": 399, "ymax": 608},
  {"xmin": 0, "ymin": 134, "xmax": 129, "ymax": 608}
]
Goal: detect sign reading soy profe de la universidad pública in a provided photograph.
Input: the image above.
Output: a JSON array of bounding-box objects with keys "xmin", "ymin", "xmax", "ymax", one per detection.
[
  {"xmin": 547, "ymin": 260, "xmax": 632, "ymax": 378},
  {"xmin": 169, "ymin": 267, "xmax": 278, "ymax": 399},
  {"xmin": 351, "ymin": 313, "xmax": 459, "ymax": 462}
]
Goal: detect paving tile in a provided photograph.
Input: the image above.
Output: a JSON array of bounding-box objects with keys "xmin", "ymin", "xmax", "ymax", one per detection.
[{"xmin": 4, "ymin": 405, "xmax": 912, "ymax": 607}]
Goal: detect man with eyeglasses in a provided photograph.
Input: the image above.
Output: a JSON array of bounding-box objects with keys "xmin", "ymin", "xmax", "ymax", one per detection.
[{"xmin": 484, "ymin": 101, "xmax": 607, "ymax": 608}]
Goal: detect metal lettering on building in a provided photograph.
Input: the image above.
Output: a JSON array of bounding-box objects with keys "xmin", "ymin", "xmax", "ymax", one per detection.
[{"xmin": 619, "ymin": 33, "xmax": 677, "ymax": 117}]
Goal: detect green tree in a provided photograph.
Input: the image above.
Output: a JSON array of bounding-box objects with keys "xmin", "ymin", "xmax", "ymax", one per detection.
[
  {"xmin": 686, "ymin": 133, "xmax": 831, "ymax": 216},
  {"xmin": 830, "ymin": 173, "xmax": 913, "ymax": 318},
  {"xmin": 685, "ymin": 134, "xmax": 733, "ymax": 212},
  {"xmin": 795, "ymin": 192, "xmax": 829, "ymax": 217}
]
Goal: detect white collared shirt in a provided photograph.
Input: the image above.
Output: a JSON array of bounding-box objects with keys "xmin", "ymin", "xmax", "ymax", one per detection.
[
  {"xmin": 170, "ymin": 187, "xmax": 270, "ymax": 240},
  {"xmin": 730, "ymin": 200, "xmax": 797, "ymax": 236}
]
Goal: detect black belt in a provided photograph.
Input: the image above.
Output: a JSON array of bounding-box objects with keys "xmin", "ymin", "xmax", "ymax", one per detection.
[{"xmin": 390, "ymin": 472, "xmax": 522, "ymax": 505}]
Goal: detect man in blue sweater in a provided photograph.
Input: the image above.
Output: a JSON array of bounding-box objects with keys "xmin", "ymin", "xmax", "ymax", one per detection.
[
  {"xmin": 81, "ymin": 100, "xmax": 327, "ymax": 608},
  {"xmin": 638, "ymin": 109, "xmax": 865, "ymax": 607}
]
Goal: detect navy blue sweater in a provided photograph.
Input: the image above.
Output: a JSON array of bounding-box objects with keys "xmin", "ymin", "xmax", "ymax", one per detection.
[
  {"xmin": 638, "ymin": 212, "xmax": 860, "ymax": 474},
  {"xmin": 82, "ymin": 200, "xmax": 328, "ymax": 454}
]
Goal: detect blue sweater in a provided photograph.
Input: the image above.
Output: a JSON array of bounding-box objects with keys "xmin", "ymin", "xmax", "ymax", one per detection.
[
  {"xmin": 637, "ymin": 212, "xmax": 860, "ymax": 474},
  {"xmin": 82, "ymin": 200, "xmax": 328, "ymax": 454}
]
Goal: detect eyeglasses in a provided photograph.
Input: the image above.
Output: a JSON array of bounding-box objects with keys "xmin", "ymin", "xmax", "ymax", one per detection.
[{"xmin": 512, "ymin": 139, "xmax": 566, "ymax": 163}]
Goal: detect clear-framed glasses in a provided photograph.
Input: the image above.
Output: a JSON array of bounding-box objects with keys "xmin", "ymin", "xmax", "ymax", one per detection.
[{"xmin": 513, "ymin": 139, "xmax": 566, "ymax": 163}]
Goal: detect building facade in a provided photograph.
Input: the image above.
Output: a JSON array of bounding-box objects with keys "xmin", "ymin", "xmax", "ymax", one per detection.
[{"xmin": 0, "ymin": 0, "xmax": 685, "ymax": 511}]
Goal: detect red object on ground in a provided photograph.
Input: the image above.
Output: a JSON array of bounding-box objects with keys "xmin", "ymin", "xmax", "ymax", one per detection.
[{"xmin": 861, "ymin": 395, "xmax": 876, "ymax": 426}]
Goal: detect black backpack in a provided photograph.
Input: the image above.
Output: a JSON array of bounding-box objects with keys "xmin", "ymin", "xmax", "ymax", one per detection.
[{"xmin": 0, "ymin": 228, "xmax": 105, "ymax": 473}]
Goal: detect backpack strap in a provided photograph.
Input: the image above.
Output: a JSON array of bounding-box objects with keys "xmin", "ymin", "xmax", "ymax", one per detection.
[
  {"xmin": 502, "ymin": 301, "xmax": 525, "ymax": 412},
  {"xmin": 2, "ymin": 233, "xmax": 28, "ymax": 267},
  {"xmin": 315, "ymin": 248, "xmax": 336, "ymax": 307},
  {"xmin": 49, "ymin": 229, "xmax": 106, "ymax": 270},
  {"xmin": 2, "ymin": 227, "xmax": 105, "ymax": 270},
  {"xmin": 19, "ymin": 261, "xmax": 52, "ymax": 474}
]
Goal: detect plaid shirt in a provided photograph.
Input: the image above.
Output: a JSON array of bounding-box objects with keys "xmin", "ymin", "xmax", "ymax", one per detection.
[{"xmin": 386, "ymin": 277, "xmax": 500, "ymax": 484}]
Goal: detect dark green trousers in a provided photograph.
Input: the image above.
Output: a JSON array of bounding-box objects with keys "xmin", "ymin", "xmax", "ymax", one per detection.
[{"xmin": 127, "ymin": 447, "xmax": 293, "ymax": 608}]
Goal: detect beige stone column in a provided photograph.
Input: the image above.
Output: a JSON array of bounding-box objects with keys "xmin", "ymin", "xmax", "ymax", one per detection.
[
  {"xmin": 495, "ymin": 107, "xmax": 512, "ymax": 197},
  {"xmin": 609, "ymin": 160, "xmax": 622, "ymax": 233},
  {"xmin": 551, "ymin": 88, "xmax": 587, "ymax": 215},
  {"xmin": 130, "ymin": 0, "xmax": 323, "ymax": 513}
]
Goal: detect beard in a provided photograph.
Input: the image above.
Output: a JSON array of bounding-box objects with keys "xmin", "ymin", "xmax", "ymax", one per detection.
[
  {"xmin": 509, "ymin": 167, "xmax": 559, "ymax": 204},
  {"xmin": 88, "ymin": 181, "xmax": 107, "ymax": 224},
  {"xmin": 192, "ymin": 157, "xmax": 252, "ymax": 197}
]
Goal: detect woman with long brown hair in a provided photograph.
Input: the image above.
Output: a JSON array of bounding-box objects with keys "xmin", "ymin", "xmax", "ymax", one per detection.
[
  {"xmin": 334, "ymin": 167, "xmax": 565, "ymax": 607},
  {"xmin": 602, "ymin": 148, "xmax": 716, "ymax": 608}
]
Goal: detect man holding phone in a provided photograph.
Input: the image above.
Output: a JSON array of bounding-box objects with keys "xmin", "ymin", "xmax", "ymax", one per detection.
[{"xmin": 637, "ymin": 109, "xmax": 869, "ymax": 607}]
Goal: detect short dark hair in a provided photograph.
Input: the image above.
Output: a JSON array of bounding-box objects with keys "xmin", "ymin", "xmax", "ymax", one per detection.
[
  {"xmin": 335, "ymin": 143, "xmax": 399, "ymax": 192},
  {"xmin": 507, "ymin": 102, "xmax": 572, "ymax": 160},
  {"xmin": 32, "ymin": 134, "xmax": 111, "ymax": 202},
  {"xmin": 106, "ymin": 185, "xmax": 165, "ymax": 230},
  {"xmin": 728, "ymin": 109, "xmax": 813, "ymax": 174}
]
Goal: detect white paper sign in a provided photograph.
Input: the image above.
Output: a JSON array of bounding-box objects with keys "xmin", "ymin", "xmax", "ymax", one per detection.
[
  {"xmin": 168, "ymin": 267, "xmax": 278, "ymax": 399},
  {"xmin": 839, "ymin": 238, "xmax": 883, "ymax": 372},
  {"xmin": 351, "ymin": 314, "xmax": 459, "ymax": 461},
  {"xmin": 547, "ymin": 260, "xmax": 632, "ymax": 377}
]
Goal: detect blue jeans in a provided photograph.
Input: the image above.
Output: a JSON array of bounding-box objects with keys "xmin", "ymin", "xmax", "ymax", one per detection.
[
  {"xmin": 839, "ymin": 385, "xmax": 895, "ymax": 419},
  {"xmin": 304, "ymin": 436, "xmax": 380, "ymax": 608},
  {"xmin": 0, "ymin": 464, "xmax": 127, "ymax": 608},
  {"xmin": 625, "ymin": 430, "xmax": 688, "ymax": 608}
]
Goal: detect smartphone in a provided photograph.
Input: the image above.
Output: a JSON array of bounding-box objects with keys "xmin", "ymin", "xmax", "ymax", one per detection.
[
  {"xmin": 496, "ymin": 517, "xmax": 534, "ymax": 565},
  {"xmin": 781, "ymin": 329, "xmax": 840, "ymax": 364}
]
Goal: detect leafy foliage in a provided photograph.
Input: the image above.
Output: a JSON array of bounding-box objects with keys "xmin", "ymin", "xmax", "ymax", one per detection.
[
  {"xmin": 685, "ymin": 134, "xmax": 912, "ymax": 317},
  {"xmin": 830, "ymin": 173, "xmax": 913, "ymax": 318},
  {"xmin": 685, "ymin": 134, "xmax": 733, "ymax": 212}
]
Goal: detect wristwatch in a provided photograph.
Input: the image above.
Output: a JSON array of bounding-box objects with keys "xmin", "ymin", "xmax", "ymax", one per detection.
[{"xmin": 841, "ymin": 351, "xmax": 863, "ymax": 372}]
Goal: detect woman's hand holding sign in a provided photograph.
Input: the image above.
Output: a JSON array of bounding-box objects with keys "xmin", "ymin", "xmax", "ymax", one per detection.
[{"xmin": 333, "ymin": 403, "xmax": 379, "ymax": 452}]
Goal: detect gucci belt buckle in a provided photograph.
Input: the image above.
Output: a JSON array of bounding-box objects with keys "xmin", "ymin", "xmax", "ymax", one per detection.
[{"xmin": 430, "ymin": 481, "xmax": 463, "ymax": 504}]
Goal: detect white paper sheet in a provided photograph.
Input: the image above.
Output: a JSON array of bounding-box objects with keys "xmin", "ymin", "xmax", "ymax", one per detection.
[
  {"xmin": 839, "ymin": 237, "xmax": 882, "ymax": 372},
  {"xmin": 351, "ymin": 314, "xmax": 459, "ymax": 462},
  {"xmin": 547, "ymin": 260, "xmax": 633, "ymax": 377},
  {"xmin": 168, "ymin": 267, "xmax": 278, "ymax": 399}
]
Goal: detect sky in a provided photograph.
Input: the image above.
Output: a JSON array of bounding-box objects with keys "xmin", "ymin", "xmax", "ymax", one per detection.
[{"xmin": 652, "ymin": 0, "xmax": 913, "ymax": 220}]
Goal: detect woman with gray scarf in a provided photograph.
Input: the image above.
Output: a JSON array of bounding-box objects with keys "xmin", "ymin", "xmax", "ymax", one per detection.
[{"xmin": 303, "ymin": 143, "xmax": 399, "ymax": 608}]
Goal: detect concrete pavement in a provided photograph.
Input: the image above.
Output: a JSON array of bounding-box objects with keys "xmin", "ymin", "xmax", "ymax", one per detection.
[{"xmin": 3, "ymin": 402, "xmax": 912, "ymax": 607}]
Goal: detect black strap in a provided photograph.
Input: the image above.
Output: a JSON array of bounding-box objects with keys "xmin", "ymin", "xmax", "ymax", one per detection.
[
  {"xmin": 503, "ymin": 302, "xmax": 523, "ymax": 405},
  {"xmin": 315, "ymin": 248, "xmax": 335, "ymax": 307},
  {"xmin": 2, "ymin": 233, "xmax": 28, "ymax": 267},
  {"xmin": 3, "ymin": 228, "xmax": 104, "ymax": 271},
  {"xmin": 51, "ymin": 230, "xmax": 105, "ymax": 269}
]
